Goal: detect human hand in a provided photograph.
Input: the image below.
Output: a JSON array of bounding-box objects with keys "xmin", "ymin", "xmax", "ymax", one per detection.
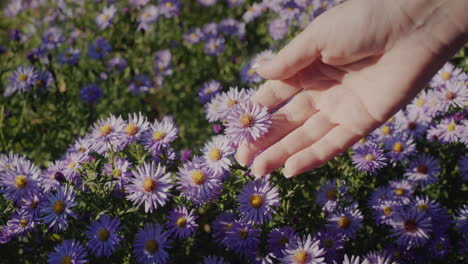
[{"xmin": 236, "ymin": 0, "xmax": 468, "ymax": 178}]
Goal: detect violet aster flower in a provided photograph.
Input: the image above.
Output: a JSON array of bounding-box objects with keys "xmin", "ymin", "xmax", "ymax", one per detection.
[
  {"xmin": 204, "ymin": 37, "xmax": 225, "ymax": 56},
  {"xmin": 0, "ymin": 225, "xmax": 13, "ymax": 244},
  {"xmin": 202, "ymin": 135, "xmax": 235, "ymax": 176},
  {"xmin": 41, "ymin": 160, "xmax": 66, "ymax": 192},
  {"xmin": 368, "ymin": 186, "xmax": 393, "ymax": 209},
  {"xmin": 103, "ymin": 158, "xmax": 132, "ymax": 190},
  {"xmin": 48, "ymin": 240, "xmax": 88, "ymax": 264},
  {"xmin": 212, "ymin": 211, "xmax": 237, "ymax": 246},
  {"xmin": 238, "ymin": 177, "xmax": 280, "ymax": 224},
  {"xmin": 126, "ymin": 161, "xmax": 173, "ymax": 213},
  {"xmin": 138, "ymin": 5, "xmax": 159, "ymax": 31},
  {"xmin": 404, "ymin": 154, "xmax": 440, "ymax": 187},
  {"xmin": 198, "ymin": 80, "xmax": 222, "ymax": 104},
  {"xmin": 91, "ymin": 114, "xmax": 126, "ymax": 152},
  {"xmin": 85, "ymin": 214, "xmax": 122, "ymax": 257},
  {"xmin": 165, "ymin": 206, "xmax": 198, "ymax": 240},
  {"xmin": 395, "ymin": 110, "xmax": 429, "ymax": 139},
  {"xmin": 34, "ymin": 71, "xmax": 54, "ymax": 92},
  {"xmin": 214, "ymin": 87, "xmax": 252, "ymax": 120},
  {"xmin": 364, "ymin": 251, "xmax": 396, "ymax": 264},
  {"xmin": 128, "ymin": 74, "xmax": 154, "ymax": 95},
  {"xmin": 267, "ymin": 226, "xmax": 298, "ymax": 258},
  {"xmin": 269, "ymin": 18, "xmax": 288, "ymax": 40},
  {"xmin": 133, "ymin": 223, "xmax": 171, "ymax": 264},
  {"xmin": 372, "ymin": 199, "xmax": 403, "ymax": 226},
  {"xmin": 315, "ymin": 230, "xmax": 344, "ymax": 263},
  {"xmin": 326, "ymin": 202, "xmax": 363, "ymax": 239},
  {"xmin": 123, "ymin": 112, "xmax": 150, "ymax": 144},
  {"xmin": 352, "ymin": 143, "xmax": 387, "ymax": 174},
  {"xmin": 225, "ymin": 221, "xmax": 260, "ymax": 256},
  {"xmin": 227, "ymin": 0, "xmax": 244, "ymax": 8},
  {"xmin": 454, "ymin": 205, "xmax": 468, "ymax": 235},
  {"xmin": 219, "ymin": 18, "xmax": 245, "ymax": 36},
  {"xmin": 80, "ymin": 84, "xmax": 103, "ymax": 104},
  {"xmin": 7, "ymin": 211, "xmax": 39, "ymax": 239},
  {"xmin": 0, "ymin": 158, "xmax": 41, "ymax": 204},
  {"xmin": 158, "ymin": 0, "xmax": 181, "ymax": 18},
  {"xmin": 142, "ymin": 117, "xmax": 178, "ymax": 155},
  {"xmin": 316, "ymin": 179, "xmax": 348, "ymax": 213},
  {"xmin": 180, "ymin": 149, "xmax": 192, "ymax": 162},
  {"xmin": 240, "ymin": 62, "xmax": 263, "ymax": 83},
  {"xmin": 430, "ymin": 63, "xmax": 463, "ymax": 87},
  {"xmin": 335, "ymin": 254, "xmax": 364, "ymax": 264},
  {"xmin": 428, "ymin": 233, "xmax": 452, "ymax": 259},
  {"xmin": 412, "ymin": 196, "xmax": 451, "ymax": 232},
  {"xmin": 199, "ymin": 255, "xmax": 229, "ymax": 264},
  {"xmin": 131, "ymin": 0, "xmax": 150, "ymax": 9},
  {"xmin": 19, "ymin": 194, "xmax": 43, "ymax": 218},
  {"xmin": 183, "ymin": 28, "xmax": 203, "ymax": 44},
  {"xmin": 225, "ymin": 101, "xmax": 271, "ymax": 146},
  {"xmin": 436, "ymin": 117, "xmax": 462, "ymax": 143},
  {"xmin": 88, "ymin": 37, "xmax": 112, "ymax": 59},
  {"xmin": 372, "ymin": 120, "xmax": 399, "ymax": 143},
  {"xmin": 4, "ymin": 0, "xmax": 22, "ymax": 17},
  {"xmin": 58, "ymin": 48, "xmax": 81, "ymax": 65},
  {"xmin": 176, "ymin": 158, "xmax": 222, "ymax": 206},
  {"xmin": 96, "ymin": 5, "xmax": 117, "ymax": 30},
  {"xmin": 5, "ymin": 65, "xmax": 37, "ymax": 97},
  {"xmin": 280, "ymin": 234, "xmax": 325, "ymax": 264},
  {"xmin": 389, "ymin": 180, "xmax": 414, "ymax": 205},
  {"xmin": 202, "ymin": 23, "xmax": 218, "ymax": 39},
  {"xmin": 251, "ymin": 50, "xmax": 275, "ymax": 69},
  {"xmin": 108, "ymin": 57, "xmax": 127, "ymax": 72},
  {"xmin": 436, "ymin": 79, "xmax": 468, "ymax": 110},
  {"xmin": 41, "ymin": 27, "xmax": 64, "ymax": 50},
  {"xmin": 154, "ymin": 49, "xmax": 173, "ymax": 77},
  {"xmin": 41, "ymin": 187, "xmax": 78, "ymax": 232},
  {"xmin": 390, "ymin": 208, "xmax": 432, "ymax": 249},
  {"xmin": 459, "ymin": 155, "xmax": 468, "ymax": 181},
  {"xmin": 383, "ymin": 133, "xmax": 416, "ymax": 166}
]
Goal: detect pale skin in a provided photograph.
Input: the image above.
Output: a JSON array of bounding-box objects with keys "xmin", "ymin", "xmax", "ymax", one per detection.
[{"xmin": 235, "ymin": 0, "xmax": 468, "ymax": 178}]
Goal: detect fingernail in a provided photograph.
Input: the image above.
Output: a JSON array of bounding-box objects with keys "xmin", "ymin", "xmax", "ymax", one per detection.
[{"xmin": 283, "ymin": 169, "xmax": 294, "ymax": 179}]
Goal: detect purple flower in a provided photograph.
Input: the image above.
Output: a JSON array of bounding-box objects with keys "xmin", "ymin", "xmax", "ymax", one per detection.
[
  {"xmin": 41, "ymin": 27, "xmax": 64, "ymax": 50},
  {"xmin": 48, "ymin": 240, "xmax": 88, "ymax": 264},
  {"xmin": 212, "ymin": 211, "xmax": 237, "ymax": 246},
  {"xmin": 142, "ymin": 117, "xmax": 178, "ymax": 155},
  {"xmin": 202, "ymin": 135, "xmax": 235, "ymax": 175},
  {"xmin": 436, "ymin": 79, "xmax": 468, "ymax": 110},
  {"xmin": 199, "ymin": 255, "xmax": 229, "ymax": 264},
  {"xmin": 88, "ymin": 38, "xmax": 112, "ymax": 59},
  {"xmin": 5, "ymin": 66, "xmax": 37, "ymax": 97},
  {"xmin": 227, "ymin": 0, "xmax": 244, "ymax": 8},
  {"xmin": 126, "ymin": 162, "xmax": 173, "ymax": 213},
  {"xmin": 176, "ymin": 158, "xmax": 222, "ymax": 206},
  {"xmin": 133, "ymin": 223, "xmax": 171, "ymax": 264},
  {"xmin": 130, "ymin": 0, "xmax": 150, "ymax": 9},
  {"xmin": 315, "ymin": 230, "xmax": 344, "ymax": 263},
  {"xmin": 108, "ymin": 57, "xmax": 127, "ymax": 72},
  {"xmin": 383, "ymin": 134, "xmax": 416, "ymax": 165},
  {"xmin": 198, "ymin": 0, "xmax": 217, "ymax": 7},
  {"xmin": 96, "ymin": 5, "xmax": 117, "ymax": 30},
  {"xmin": 430, "ymin": 63, "xmax": 463, "ymax": 87},
  {"xmin": 41, "ymin": 187, "xmax": 78, "ymax": 232},
  {"xmin": 123, "ymin": 112, "xmax": 150, "ymax": 144},
  {"xmin": 103, "ymin": 158, "xmax": 133, "ymax": 190},
  {"xmin": 85, "ymin": 214, "xmax": 122, "ymax": 257},
  {"xmin": 212, "ymin": 124, "xmax": 223, "ymax": 134},
  {"xmin": 138, "ymin": 5, "xmax": 159, "ymax": 31},
  {"xmin": 427, "ymin": 233, "xmax": 452, "ymax": 259},
  {"xmin": 35, "ymin": 71, "xmax": 54, "ymax": 91},
  {"xmin": 326, "ymin": 202, "xmax": 363, "ymax": 239},
  {"xmin": 180, "ymin": 149, "xmax": 192, "ymax": 162},
  {"xmin": 225, "ymin": 101, "xmax": 271, "ymax": 146},
  {"xmin": 238, "ymin": 177, "xmax": 280, "ymax": 224},
  {"xmin": 436, "ymin": 117, "xmax": 462, "ymax": 143},
  {"xmin": 372, "ymin": 199, "xmax": 403, "ymax": 226},
  {"xmin": 404, "ymin": 154, "xmax": 440, "ymax": 187},
  {"xmin": 0, "ymin": 158, "xmax": 41, "ymax": 204},
  {"xmin": 154, "ymin": 49, "xmax": 173, "ymax": 77},
  {"xmin": 225, "ymin": 221, "xmax": 260, "ymax": 256},
  {"xmin": 128, "ymin": 74, "xmax": 153, "ymax": 95},
  {"xmin": 58, "ymin": 48, "xmax": 81, "ymax": 65},
  {"xmin": 158, "ymin": 0, "xmax": 181, "ymax": 18},
  {"xmin": 204, "ymin": 37, "xmax": 225, "ymax": 56},
  {"xmin": 363, "ymin": 251, "xmax": 396, "ymax": 264},
  {"xmin": 337, "ymin": 254, "xmax": 364, "ymax": 264},
  {"xmin": 183, "ymin": 28, "xmax": 203, "ymax": 44},
  {"xmin": 80, "ymin": 84, "xmax": 103, "ymax": 104},
  {"xmin": 454, "ymin": 205, "xmax": 468, "ymax": 235},
  {"xmin": 389, "ymin": 180, "xmax": 414, "ymax": 205},
  {"xmin": 41, "ymin": 160, "xmax": 66, "ymax": 192},
  {"xmin": 395, "ymin": 110, "xmax": 429, "ymax": 139},
  {"xmin": 198, "ymin": 80, "xmax": 222, "ymax": 104},
  {"xmin": 267, "ymin": 227, "xmax": 298, "ymax": 258},
  {"xmin": 7, "ymin": 211, "xmax": 39, "ymax": 239},
  {"xmin": 280, "ymin": 234, "xmax": 325, "ymax": 264},
  {"xmin": 352, "ymin": 143, "xmax": 387, "ymax": 174},
  {"xmin": 165, "ymin": 206, "xmax": 198, "ymax": 240},
  {"xmin": 0, "ymin": 225, "xmax": 13, "ymax": 244},
  {"xmin": 390, "ymin": 208, "xmax": 431, "ymax": 249},
  {"xmin": 219, "ymin": 18, "xmax": 244, "ymax": 36},
  {"xmin": 459, "ymin": 155, "xmax": 468, "ymax": 181},
  {"xmin": 202, "ymin": 23, "xmax": 218, "ymax": 39},
  {"xmin": 268, "ymin": 18, "xmax": 288, "ymax": 40},
  {"xmin": 315, "ymin": 179, "xmax": 348, "ymax": 213},
  {"xmin": 90, "ymin": 114, "xmax": 126, "ymax": 152},
  {"xmin": 240, "ymin": 62, "xmax": 263, "ymax": 83}
]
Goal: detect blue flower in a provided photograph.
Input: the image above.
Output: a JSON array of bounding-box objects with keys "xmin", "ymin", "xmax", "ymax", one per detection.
[
  {"xmin": 40, "ymin": 187, "xmax": 77, "ymax": 232},
  {"xmin": 280, "ymin": 234, "xmax": 325, "ymax": 264},
  {"xmin": 133, "ymin": 223, "xmax": 171, "ymax": 264},
  {"xmin": 165, "ymin": 206, "xmax": 198, "ymax": 240},
  {"xmin": 80, "ymin": 84, "xmax": 103, "ymax": 104},
  {"xmin": 88, "ymin": 38, "xmax": 112, "ymax": 59},
  {"xmin": 48, "ymin": 240, "xmax": 88, "ymax": 264},
  {"xmin": 85, "ymin": 214, "xmax": 123, "ymax": 257},
  {"xmin": 390, "ymin": 208, "xmax": 432, "ymax": 249}
]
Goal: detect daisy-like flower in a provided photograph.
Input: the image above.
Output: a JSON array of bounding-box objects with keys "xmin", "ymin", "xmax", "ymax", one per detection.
[
  {"xmin": 158, "ymin": 0, "xmax": 181, "ymax": 18},
  {"xmin": 88, "ymin": 37, "xmax": 112, "ymax": 59},
  {"xmin": 406, "ymin": 90, "xmax": 430, "ymax": 116},
  {"xmin": 251, "ymin": 50, "xmax": 275, "ymax": 69},
  {"xmin": 238, "ymin": 177, "xmax": 280, "ymax": 224},
  {"xmin": 280, "ymin": 234, "xmax": 325, "ymax": 264},
  {"xmin": 219, "ymin": 18, "xmax": 245, "ymax": 36},
  {"xmin": 138, "ymin": 5, "xmax": 159, "ymax": 31},
  {"xmin": 41, "ymin": 187, "xmax": 78, "ymax": 232},
  {"xmin": 0, "ymin": 158, "xmax": 41, "ymax": 204},
  {"xmin": 124, "ymin": 112, "xmax": 150, "ymax": 144},
  {"xmin": 142, "ymin": 117, "xmax": 178, "ymax": 155},
  {"xmin": 316, "ymin": 179, "xmax": 349, "ymax": 213},
  {"xmin": 212, "ymin": 211, "xmax": 237, "ymax": 246},
  {"xmin": 395, "ymin": 110, "xmax": 429, "ymax": 139},
  {"xmin": 430, "ymin": 63, "xmax": 463, "ymax": 87},
  {"xmin": 41, "ymin": 27, "xmax": 64, "ymax": 50},
  {"xmin": 202, "ymin": 23, "xmax": 218, "ymax": 39},
  {"xmin": 85, "ymin": 214, "xmax": 122, "ymax": 257},
  {"xmin": 267, "ymin": 226, "xmax": 298, "ymax": 258},
  {"xmin": 428, "ymin": 233, "xmax": 452, "ymax": 259},
  {"xmin": 269, "ymin": 18, "xmax": 288, "ymax": 40},
  {"xmin": 126, "ymin": 161, "xmax": 172, "ymax": 213},
  {"xmin": 154, "ymin": 49, "xmax": 173, "ymax": 77},
  {"xmin": 0, "ymin": 152, "xmax": 25, "ymax": 173},
  {"xmin": 198, "ymin": 0, "xmax": 217, "ymax": 7},
  {"xmin": 368, "ymin": 186, "xmax": 392, "ymax": 209},
  {"xmin": 198, "ymin": 255, "xmax": 229, "ymax": 264},
  {"xmin": 240, "ymin": 62, "xmax": 263, "ymax": 84},
  {"xmin": 205, "ymin": 93, "xmax": 227, "ymax": 122},
  {"xmin": 96, "ymin": 5, "xmax": 117, "ymax": 30},
  {"xmin": 35, "ymin": 71, "xmax": 54, "ymax": 91},
  {"xmin": 5, "ymin": 66, "xmax": 37, "ymax": 97},
  {"xmin": 202, "ymin": 135, "xmax": 235, "ymax": 176},
  {"xmin": 19, "ymin": 194, "xmax": 43, "ymax": 218},
  {"xmin": 176, "ymin": 158, "xmax": 222, "ymax": 206},
  {"xmin": 314, "ymin": 230, "xmax": 344, "ymax": 263},
  {"xmin": 108, "ymin": 57, "xmax": 127, "ymax": 72},
  {"xmin": 133, "ymin": 223, "xmax": 171, "ymax": 264},
  {"xmin": 412, "ymin": 196, "xmax": 450, "ymax": 231},
  {"xmin": 372, "ymin": 120, "xmax": 399, "ymax": 143},
  {"xmin": 383, "ymin": 133, "xmax": 416, "ymax": 166},
  {"xmin": 334, "ymin": 254, "xmax": 366, "ymax": 264},
  {"xmin": 437, "ymin": 80, "xmax": 468, "ymax": 110},
  {"xmin": 128, "ymin": 74, "xmax": 153, "ymax": 95},
  {"xmin": 389, "ymin": 180, "xmax": 414, "ymax": 205},
  {"xmin": 404, "ymin": 154, "xmax": 440, "ymax": 187},
  {"xmin": 225, "ymin": 101, "xmax": 272, "ymax": 146},
  {"xmin": 364, "ymin": 251, "xmax": 396, "ymax": 264},
  {"xmin": 217, "ymin": 87, "xmax": 253, "ymax": 120},
  {"xmin": 91, "ymin": 114, "xmax": 126, "ymax": 145},
  {"xmin": 390, "ymin": 208, "xmax": 432, "ymax": 249},
  {"xmin": 204, "ymin": 37, "xmax": 225, "ymax": 56},
  {"xmin": 80, "ymin": 84, "xmax": 103, "ymax": 104},
  {"xmin": 436, "ymin": 117, "xmax": 462, "ymax": 143},
  {"xmin": 198, "ymin": 80, "xmax": 222, "ymax": 104},
  {"xmin": 165, "ymin": 206, "xmax": 198, "ymax": 240},
  {"xmin": 41, "ymin": 160, "xmax": 66, "ymax": 192},
  {"xmin": 372, "ymin": 200, "xmax": 402, "ymax": 226},
  {"xmin": 48, "ymin": 240, "xmax": 88, "ymax": 264},
  {"xmin": 326, "ymin": 202, "xmax": 363, "ymax": 239},
  {"xmin": 0, "ymin": 225, "xmax": 13, "ymax": 244},
  {"xmin": 7, "ymin": 211, "xmax": 39, "ymax": 239},
  {"xmin": 454, "ymin": 205, "xmax": 468, "ymax": 235},
  {"xmin": 62, "ymin": 152, "xmax": 87, "ymax": 183},
  {"xmin": 352, "ymin": 143, "xmax": 387, "ymax": 174},
  {"xmin": 103, "ymin": 158, "xmax": 132, "ymax": 190},
  {"xmin": 225, "ymin": 221, "xmax": 260, "ymax": 256},
  {"xmin": 131, "ymin": 0, "xmax": 150, "ymax": 9}
]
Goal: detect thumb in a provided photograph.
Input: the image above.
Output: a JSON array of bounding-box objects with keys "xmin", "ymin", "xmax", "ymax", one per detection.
[{"xmin": 255, "ymin": 23, "xmax": 321, "ymax": 80}]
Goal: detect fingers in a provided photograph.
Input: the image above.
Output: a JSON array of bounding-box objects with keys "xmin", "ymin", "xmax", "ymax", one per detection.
[
  {"xmin": 250, "ymin": 111, "xmax": 338, "ymax": 177},
  {"xmin": 250, "ymin": 80, "xmax": 302, "ymax": 111},
  {"xmin": 283, "ymin": 126, "xmax": 362, "ymax": 178},
  {"xmin": 235, "ymin": 92, "xmax": 318, "ymax": 166},
  {"xmin": 255, "ymin": 24, "xmax": 321, "ymax": 80}
]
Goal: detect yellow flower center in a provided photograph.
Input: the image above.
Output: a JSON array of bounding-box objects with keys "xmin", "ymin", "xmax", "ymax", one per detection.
[
  {"xmin": 392, "ymin": 142, "xmax": 404, "ymax": 153},
  {"xmin": 208, "ymin": 148, "xmax": 221, "ymax": 161},
  {"xmin": 18, "ymin": 74, "xmax": 28, "ymax": 82},
  {"xmin": 293, "ymin": 250, "xmax": 310, "ymax": 264},
  {"xmin": 152, "ymin": 131, "xmax": 165, "ymax": 141},
  {"xmin": 395, "ymin": 188, "xmax": 405, "ymax": 196},
  {"xmin": 417, "ymin": 204, "xmax": 429, "ymax": 212},
  {"xmin": 383, "ymin": 206, "xmax": 392, "ymax": 216},
  {"xmin": 227, "ymin": 99, "xmax": 238, "ymax": 107},
  {"xmin": 67, "ymin": 162, "xmax": 76, "ymax": 170},
  {"xmin": 416, "ymin": 98, "xmax": 425, "ymax": 107},
  {"xmin": 15, "ymin": 175, "xmax": 28, "ymax": 189},
  {"xmin": 249, "ymin": 194, "xmax": 263, "ymax": 208},
  {"xmin": 191, "ymin": 170, "xmax": 205, "ymax": 185},
  {"xmin": 165, "ymin": 2, "xmax": 173, "ymax": 7},
  {"xmin": 365, "ymin": 154, "xmax": 374, "ymax": 161},
  {"xmin": 77, "ymin": 147, "xmax": 86, "ymax": 153},
  {"xmin": 239, "ymin": 114, "xmax": 254, "ymax": 128},
  {"xmin": 325, "ymin": 189, "xmax": 337, "ymax": 200},
  {"xmin": 99, "ymin": 124, "xmax": 113, "ymax": 136},
  {"xmin": 381, "ymin": 125, "xmax": 391, "ymax": 135},
  {"xmin": 97, "ymin": 228, "xmax": 110, "ymax": 241},
  {"xmin": 103, "ymin": 14, "xmax": 110, "ymax": 20},
  {"xmin": 61, "ymin": 256, "xmax": 72, "ymax": 264},
  {"xmin": 52, "ymin": 200, "xmax": 66, "ymax": 214},
  {"xmin": 248, "ymin": 68, "xmax": 256, "ymax": 76},
  {"xmin": 113, "ymin": 169, "xmax": 122, "ymax": 178},
  {"xmin": 359, "ymin": 138, "xmax": 366, "ymax": 144},
  {"xmin": 447, "ymin": 123, "xmax": 456, "ymax": 132},
  {"xmin": 441, "ymin": 71, "xmax": 451, "ymax": 81},
  {"xmin": 189, "ymin": 33, "xmax": 196, "ymax": 39},
  {"xmin": 238, "ymin": 229, "xmax": 248, "ymax": 240},
  {"xmin": 145, "ymin": 239, "xmax": 159, "ymax": 253},
  {"xmin": 177, "ymin": 217, "xmax": 187, "ymax": 227},
  {"xmin": 125, "ymin": 123, "xmax": 139, "ymax": 136},
  {"xmin": 338, "ymin": 216, "xmax": 351, "ymax": 229},
  {"xmin": 142, "ymin": 178, "xmax": 157, "ymax": 192},
  {"xmin": 19, "ymin": 219, "xmax": 28, "ymax": 228}
]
